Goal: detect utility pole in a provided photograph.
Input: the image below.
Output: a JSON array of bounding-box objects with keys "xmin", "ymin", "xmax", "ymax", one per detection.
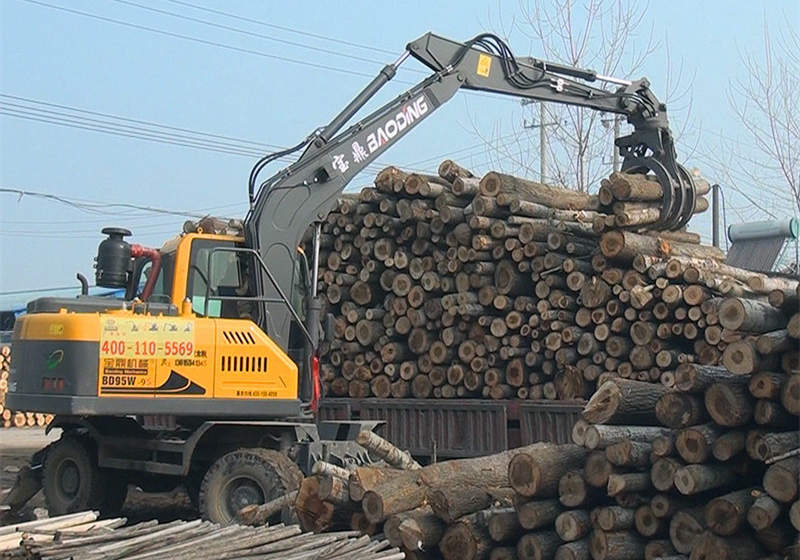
[
  {"xmin": 613, "ymin": 115, "xmax": 620, "ymax": 172},
  {"xmin": 539, "ymin": 102, "xmax": 547, "ymax": 184},
  {"xmin": 521, "ymin": 100, "xmax": 558, "ymax": 183},
  {"xmin": 712, "ymin": 183, "xmax": 720, "ymax": 248}
]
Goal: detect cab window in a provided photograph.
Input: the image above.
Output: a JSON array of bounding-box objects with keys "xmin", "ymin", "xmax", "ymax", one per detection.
[
  {"xmin": 187, "ymin": 239, "xmax": 253, "ymax": 318},
  {"xmin": 130, "ymin": 252, "xmax": 174, "ymax": 303}
]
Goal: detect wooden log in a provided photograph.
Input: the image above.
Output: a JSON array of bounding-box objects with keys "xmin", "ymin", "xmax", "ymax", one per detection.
[
  {"xmin": 674, "ymin": 464, "xmax": 739, "ymax": 495},
  {"xmin": 704, "ymin": 383, "xmax": 753, "ymax": 427},
  {"xmin": 635, "ymin": 504, "xmax": 666, "ymax": 538},
  {"xmin": 669, "ymin": 507, "xmax": 706, "ymax": 554},
  {"xmin": 348, "ymin": 467, "xmax": 396, "ymax": 502},
  {"xmin": 607, "ymin": 473, "xmax": 651, "ymax": 497},
  {"xmin": 238, "ymin": 490, "xmax": 298, "ymax": 526},
  {"xmin": 439, "ymin": 508, "xmax": 494, "ymax": 560},
  {"xmin": 704, "ymin": 488, "xmax": 757, "ymax": 536},
  {"xmin": 508, "ymin": 444, "xmax": 588, "ymax": 498},
  {"xmin": 644, "ymin": 540, "xmax": 677, "ymax": 560},
  {"xmin": 605, "ymin": 441, "xmax": 651, "ymax": 468},
  {"xmin": 711, "ymin": 431, "xmax": 746, "ymax": 461},
  {"xmin": 384, "ymin": 506, "xmax": 432, "ymax": 547},
  {"xmin": 589, "ymin": 529, "xmax": 646, "ymax": 560},
  {"xmin": 361, "ymin": 471, "xmax": 424, "ymax": 522},
  {"xmin": 555, "ymin": 539, "xmax": 591, "ymax": 560},
  {"xmin": 555, "ymin": 510, "xmax": 591, "ymax": 542},
  {"xmin": 429, "ymin": 486, "xmax": 511, "ymax": 524},
  {"xmin": 582, "ymin": 379, "xmax": 668, "ymax": 424},
  {"xmin": 748, "ymin": 371, "xmax": 787, "ymax": 400},
  {"xmin": 357, "ymin": 431, "xmax": 420, "ymax": 470},
  {"xmin": 294, "ymin": 476, "xmax": 336, "ymax": 532},
  {"xmin": 689, "ymin": 531, "xmax": 765, "ymax": 560},
  {"xmin": 480, "ymin": 172, "xmax": 600, "ymax": 210},
  {"xmin": 651, "ymin": 494, "xmax": 694, "ymax": 520},
  {"xmin": 781, "ymin": 373, "xmax": 800, "ymax": 414},
  {"xmin": 722, "ymin": 339, "xmax": 775, "ymax": 375},
  {"xmin": 515, "ymin": 498, "xmax": 563, "ymax": 533},
  {"xmin": 747, "ymin": 494, "xmax": 782, "ymax": 531},
  {"xmin": 674, "ymin": 364, "xmax": 746, "ymax": 393},
  {"xmin": 651, "ymin": 457, "xmax": 683, "ymax": 492},
  {"xmin": 718, "ymin": 297, "xmax": 786, "ymax": 333},
  {"xmin": 790, "ymin": 500, "xmax": 800, "ymax": 532},
  {"xmin": 596, "ymin": 506, "xmax": 635, "ymax": 531},
  {"xmin": 584, "ymin": 451, "xmax": 616, "ymax": 488},
  {"xmin": 558, "ymin": 470, "xmax": 596, "ymax": 507},
  {"xmin": 675, "ymin": 424, "xmax": 724, "ymax": 464},
  {"xmin": 398, "ymin": 510, "xmax": 445, "ymax": 552},
  {"xmin": 516, "ymin": 529, "xmax": 562, "ymax": 560},
  {"xmin": 600, "ymin": 231, "xmax": 724, "ymax": 263},
  {"xmin": 584, "ymin": 425, "xmax": 672, "ymax": 450},
  {"xmin": 762, "ymin": 458, "xmax": 798, "ymax": 503},
  {"xmin": 656, "ymin": 393, "xmax": 707, "ymax": 429}
]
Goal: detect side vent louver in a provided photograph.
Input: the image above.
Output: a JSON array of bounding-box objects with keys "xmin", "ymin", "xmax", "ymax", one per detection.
[
  {"xmin": 220, "ymin": 354, "xmax": 270, "ymax": 372},
  {"xmin": 222, "ymin": 330, "xmax": 256, "ymax": 344}
]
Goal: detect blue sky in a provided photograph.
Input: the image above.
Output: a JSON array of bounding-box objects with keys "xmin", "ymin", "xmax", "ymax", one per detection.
[{"xmin": 1, "ymin": 0, "xmax": 797, "ymax": 303}]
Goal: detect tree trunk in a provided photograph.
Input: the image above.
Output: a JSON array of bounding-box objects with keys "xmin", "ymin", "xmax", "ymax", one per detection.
[
  {"xmin": 480, "ymin": 172, "xmax": 600, "ymax": 210},
  {"xmin": 705, "ymin": 488, "xmax": 756, "ymax": 536},
  {"xmin": 584, "ymin": 425, "xmax": 672, "ymax": 450},
  {"xmin": 674, "ymin": 464, "xmax": 739, "ymax": 495},
  {"xmin": 656, "ymin": 393, "xmax": 707, "ymax": 428},
  {"xmin": 508, "ymin": 445, "xmax": 589, "ymax": 498},
  {"xmin": 555, "ymin": 510, "xmax": 591, "ymax": 542},
  {"xmin": 439, "ymin": 508, "xmax": 494, "ymax": 560},
  {"xmin": 356, "ymin": 430, "xmax": 420, "ymax": 470},
  {"xmin": 600, "ymin": 231, "xmax": 724, "ymax": 263},
  {"xmin": 583, "ymin": 378, "xmax": 668, "ymax": 424},
  {"xmin": 516, "ymin": 529, "xmax": 562, "ymax": 560},
  {"xmin": 704, "ymin": 382, "xmax": 753, "ymax": 427},
  {"xmin": 589, "ymin": 529, "xmax": 646, "ymax": 560}
]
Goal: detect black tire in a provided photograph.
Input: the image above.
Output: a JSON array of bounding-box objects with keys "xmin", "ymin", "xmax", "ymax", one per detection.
[
  {"xmin": 184, "ymin": 473, "xmax": 202, "ymax": 511},
  {"xmin": 198, "ymin": 449, "xmax": 302, "ymax": 525},
  {"xmin": 42, "ymin": 436, "xmax": 106, "ymax": 516},
  {"xmin": 100, "ymin": 471, "xmax": 128, "ymax": 515}
]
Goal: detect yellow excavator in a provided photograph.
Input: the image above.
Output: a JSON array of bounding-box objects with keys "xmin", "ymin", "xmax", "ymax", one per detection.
[{"xmin": 5, "ymin": 32, "xmax": 696, "ymax": 523}]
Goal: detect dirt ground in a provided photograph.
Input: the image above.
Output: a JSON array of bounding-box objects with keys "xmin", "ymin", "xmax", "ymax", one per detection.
[{"xmin": 0, "ymin": 428, "xmax": 197, "ymax": 525}]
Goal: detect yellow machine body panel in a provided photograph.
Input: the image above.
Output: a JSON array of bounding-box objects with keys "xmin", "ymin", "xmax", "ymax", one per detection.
[
  {"xmin": 14, "ymin": 309, "xmax": 297, "ymax": 400},
  {"xmin": 7, "ymin": 232, "xmax": 302, "ymax": 417}
]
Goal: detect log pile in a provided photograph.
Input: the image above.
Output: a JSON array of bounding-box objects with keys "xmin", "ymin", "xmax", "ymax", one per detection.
[
  {"xmin": 0, "ymin": 510, "xmax": 401, "ymax": 559},
  {"xmin": 566, "ymin": 316, "xmax": 800, "ymax": 558},
  {"xmin": 0, "ymin": 346, "xmax": 52, "ymax": 429},
  {"xmin": 313, "ymin": 160, "xmax": 790, "ymax": 402},
  {"xmin": 276, "ymin": 342, "xmax": 798, "ymax": 560}
]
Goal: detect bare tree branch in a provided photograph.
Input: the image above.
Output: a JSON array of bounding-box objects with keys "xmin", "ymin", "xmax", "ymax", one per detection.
[{"xmin": 477, "ymin": 0, "xmax": 693, "ymax": 191}]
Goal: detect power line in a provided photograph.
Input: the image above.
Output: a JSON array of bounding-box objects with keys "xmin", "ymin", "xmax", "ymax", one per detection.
[
  {"xmin": 0, "ymin": 108, "xmax": 282, "ymax": 160},
  {"xmin": 20, "ymin": 0, "xmax": 403, "ymax": 82},
  {"xmin": 0, "ymin": 93, "xmax": 284, "ymax": 150},
  {"xmin": 0, "ymin": 94, "xmax": 393, "ymax": 175},
  {"xmin": 0, "ymin": 285, "xmax": 99, "ymax": 296},
  {"xmin": 0, "ymin": 187, "xmax": 227, "ymax": 218},
  {"xmin": 108, "ymin": 0, "xmax": 426, "ymax": 75},
  {"xmin": 164, "ymin": 0, "xmax": 397, "ymax": 56}
]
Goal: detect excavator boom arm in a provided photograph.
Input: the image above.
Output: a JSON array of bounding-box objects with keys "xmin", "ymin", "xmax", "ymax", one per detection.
[{"xmin": 244, "ymin": 32, "xmax": 695, "ymax": 358}]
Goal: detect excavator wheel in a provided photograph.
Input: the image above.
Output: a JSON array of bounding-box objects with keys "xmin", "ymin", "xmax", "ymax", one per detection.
[
  {"xmin": 198, "ymin": 448, "xmax": 302, "ymax": 525},
  {"xmin": 42, "ymin": 436, "xmax": 107, "ymax": 516},
  {"xmin": 100, "ymin": 471, "xmax": 129, "ymax": 515}
]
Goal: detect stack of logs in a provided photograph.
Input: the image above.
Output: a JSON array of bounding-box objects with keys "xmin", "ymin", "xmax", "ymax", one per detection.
[
  {"xmin": 251, "ymin": 355, "xmax": 799, "ymax": 558},
  {"xmin": 314, "ymin": 160, "xmax": 797, "ymax": 402},
  {"xmin": 0, "ymin": 345, "xmax": 52, "ymax": 428},
  {"xmin": 562, "ymin": 349, "xmax": 800, "ymax": 558}
]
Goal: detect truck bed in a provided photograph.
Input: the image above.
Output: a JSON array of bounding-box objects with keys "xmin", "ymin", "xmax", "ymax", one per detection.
[{"xmin": 319, "ymin": 398, "xmax": 584, "ymax": 460}]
